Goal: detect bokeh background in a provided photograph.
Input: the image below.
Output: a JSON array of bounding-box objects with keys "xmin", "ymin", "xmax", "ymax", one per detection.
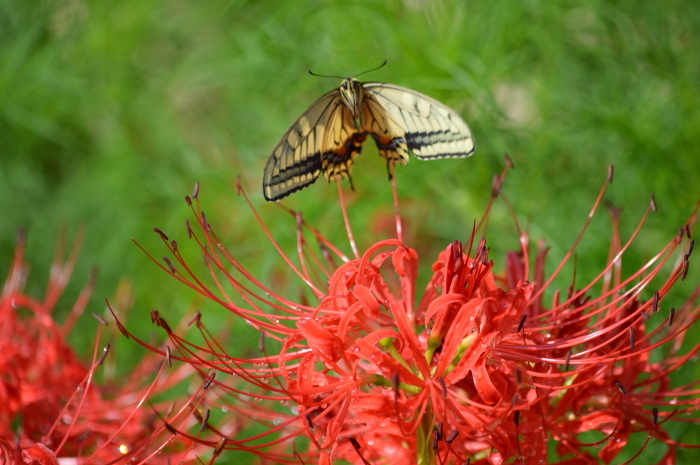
[{"xmin": 2, "ymin": 0, "xmax": 700, "ymax": 460}]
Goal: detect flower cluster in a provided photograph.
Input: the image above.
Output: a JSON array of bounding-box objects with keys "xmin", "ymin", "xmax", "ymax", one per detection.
[
  {"xmin": 3, "ymin": 162, "xmax": 699, "ymax": 465},
  {"xmin": 110, "ymin": 166, "xmax": 700, "ymax": 465},
  {"xmin": 0, "ymin": 231, "xmax": 211, "ymax": 465}
]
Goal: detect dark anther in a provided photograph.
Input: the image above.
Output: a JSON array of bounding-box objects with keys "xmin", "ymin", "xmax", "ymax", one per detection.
[
  {"xmin": 162, "ymin": 256, "xmax": 176, "ymax": 273},
  {"xmin": 150, "ymin": 310, "xmax": 172, "ymax": 333},
  {"xmin": 432, "ymin": 430, "xmax": 439, "ymax": 450},
  {"xmin": 652, "ymin": 291, "xmax": 660, "ymax": 313},
  {"xmin": 170, "ymin": 240, "xmax": 178, "ymax": 253},
  {"xmin": 192, "ymin": 181, "xmax": 200, "ymax": 199},
  {"xmin": 436, "ymin": 421, "xmax": 443, "ymax": 440},
  {"xmin": 439, "ymin": 377, "xmax": 447, "ymax": 399},
  {"xmin": 517, "ymin": 314, "xmax": 527, "ymax": 333},
  {"xmin": 677, "ymin": 227, "xmax": 686, "ymax": 244},
  {"xmin": 688, "ymin": 239, "xmax": 695, "ymax": 257},
  {"xmin": 153, "ymin": 228, "xmax": 169, "ymax": 241},
  {"xmin": 97, "ymin": 344, "xmax": 110, "ymax": 365},
  {"xmin": 75, "ymin": 431, "xmax": 91, "ymax": 443},
  {"xmin": 629, "ymin": 327, "xmax": 635, "ymax": 350},
  {"xmin": 446, "ymin": 430, "xmax": 459, "ymax": 445},
  {"xmin": 348, "ymin": 437, "xmax": 370, "ymax": 465},
  {"xmin": 392, "ymin": 372, "xmax": 400, "ymax": 395},
  {"xmin": 92, "ymin": 312, "xmax": 108, "ymax": 326},
  {"xmin": 682, "ymin": 257, "xmax": 689, "ymax": 281},
  {"xmin": 607, "ymin": 164, "xmax": 614, "ymax": 183},
  {"xmin": 668, "ymin": 307, "xmax": 675, "ymax": 327},
  {"xmin": 652, "ymin": 407, "xmax": 659, "ymax": 426},
  {"xmin": 514, "ymin": 410, "xmax": 520, "ymax": 426},
  {"xmin": 213, "ymin": 437, "xmax": 228, "ymax": 457},
  {"xmin": 650, "ymin": 193, "xmax": 657, "ymax": 212},
  {"xmin": 165, "ymin": 345, "xmax": 172, "ymax": 368},
  {"xmin": 305, "ymin": 413, "xmax": 314, "ymax": 430},
  {"xmin": 186, "ymin": 219, "xmax": 193, "ymax": 238},
  {"xmin": 199, "ymin": 408, "xmax": 210, "ymax": 433},
  {"xmin": 259, "ymin": 332, "xmax": 266, "ymax": 353},
  {"xmin": 185, "ymin": 195, "xmax": 192, "ymax": 206},
  {"xmin": 564, "ymin": 352, "xmax": 571, "ymax": 371},
  {"xmin": 203, "ymin": 372, "xmax": 216, "ymax": 389},
  {"xmin": 615, "ymin": 380, "xmax": 627, "ymax": 394}
]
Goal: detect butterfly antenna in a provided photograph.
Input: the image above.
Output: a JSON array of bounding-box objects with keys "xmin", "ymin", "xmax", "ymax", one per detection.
[
  {"xmin": 308, "ymin": 69, "xmax": 345, "ymax": 79},
  {"xmin": 354, "ymin": 59, "xmax": 387, "ymax": 78},
  {"xmin": 308, "ymin": 59, "xmax": 387, "ymax": 79}
]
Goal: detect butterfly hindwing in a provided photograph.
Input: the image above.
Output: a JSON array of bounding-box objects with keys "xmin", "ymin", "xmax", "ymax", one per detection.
[
  {"xmin": 361, "ymin": 82, "xmax": 475, "ymax": 161},
  {"xmin": 319, "ymin": 103, "xmax": 365, "ymax": 182},
  {"xmin": 361, "ymin": 96, "xmax": 411, "ymax": 165}
]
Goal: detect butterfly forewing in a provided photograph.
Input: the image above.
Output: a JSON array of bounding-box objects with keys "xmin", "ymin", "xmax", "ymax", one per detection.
[
  {"xmin": 362, "ymin": 82, "xmax": 475, "ymax": 160},
  {"xmin": 263, "ymin": 90, "xmax": 341, "ymax": 201},
  {"xmin": 263, "ymin": 89, "xmax": 369, "ymax": 201}
]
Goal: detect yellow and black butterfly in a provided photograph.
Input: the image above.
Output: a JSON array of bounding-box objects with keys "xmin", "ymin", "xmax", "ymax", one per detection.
[{"xmin": 262, "ymin": 65, "xmax": 475, "ymax": 201}]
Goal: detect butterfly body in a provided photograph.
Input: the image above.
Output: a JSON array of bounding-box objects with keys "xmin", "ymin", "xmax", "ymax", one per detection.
[{"xmin": 263, "ymin": 77, "xmax": 475, "ymax": 201}]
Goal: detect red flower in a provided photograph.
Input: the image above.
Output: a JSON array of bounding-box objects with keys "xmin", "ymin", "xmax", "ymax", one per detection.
[
  {"xmin": 114, "ymin": 166, "xmax": 700, "ymax": 465},
  {"xmin": 0, "ymin": 231, "xmax": 211, "ymax": 464}
]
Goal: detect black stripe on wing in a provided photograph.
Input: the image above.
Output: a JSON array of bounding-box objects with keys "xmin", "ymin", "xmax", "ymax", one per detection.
[
  {"xmin": 405, "ymin": 130, "xmax": 471, "ymax": 150},
  {"xmin": 404, "ymin": 130, "xmax": 475, "ymax": 158},
  {"xmin": 371, "ymin": 134, "xmax": 405, "ymax": 151},
  {"xmin": 263, "ymin": 155, "xmax": 322, "ymax": 201}
]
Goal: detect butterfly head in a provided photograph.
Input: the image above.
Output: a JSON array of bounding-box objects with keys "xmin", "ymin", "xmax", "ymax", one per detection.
[{"xmin": 339, "ymin": 78, "xmax": 364, "ymax": 121}]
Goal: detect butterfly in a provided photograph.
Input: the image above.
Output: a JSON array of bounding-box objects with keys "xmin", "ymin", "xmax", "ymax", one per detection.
[{"xmin": 262, "ymin": 68, "xmax": 475, "ymax": 201}]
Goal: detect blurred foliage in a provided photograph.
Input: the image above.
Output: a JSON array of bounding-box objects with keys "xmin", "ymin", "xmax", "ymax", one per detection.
[{"xmin": 1, "ymin": 0, "xmax": 700, "ymax": 459}]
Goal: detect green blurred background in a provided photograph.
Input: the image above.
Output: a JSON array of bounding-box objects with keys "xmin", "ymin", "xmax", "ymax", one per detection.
[{"xmin": 2, "ymin": 0, "xmax": 700, "ymax": 460}]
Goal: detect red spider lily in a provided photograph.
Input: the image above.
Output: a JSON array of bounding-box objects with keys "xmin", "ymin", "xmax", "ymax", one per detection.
[
  {"xmin": 112, "ymin": 163, "xmax": 700, "ymax": 465},
  {"xmin": 0, "ymin": 230, "xmax": 216, "ymax": 465}
]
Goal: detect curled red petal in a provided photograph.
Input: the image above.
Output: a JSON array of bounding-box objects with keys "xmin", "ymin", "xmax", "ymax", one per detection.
[{"xmin": 21, "ymin": 444, "xmax": 59, "ymax": 465}]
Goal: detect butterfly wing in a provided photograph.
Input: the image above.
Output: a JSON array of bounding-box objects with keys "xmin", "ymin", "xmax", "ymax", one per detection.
[
  {"xmin": 361, "ymin": 82, "xmax": 475, "ymax": 164},
  {"xmin": 263, "ymin": 90, "xmax": 365, "ymax": 201}
]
